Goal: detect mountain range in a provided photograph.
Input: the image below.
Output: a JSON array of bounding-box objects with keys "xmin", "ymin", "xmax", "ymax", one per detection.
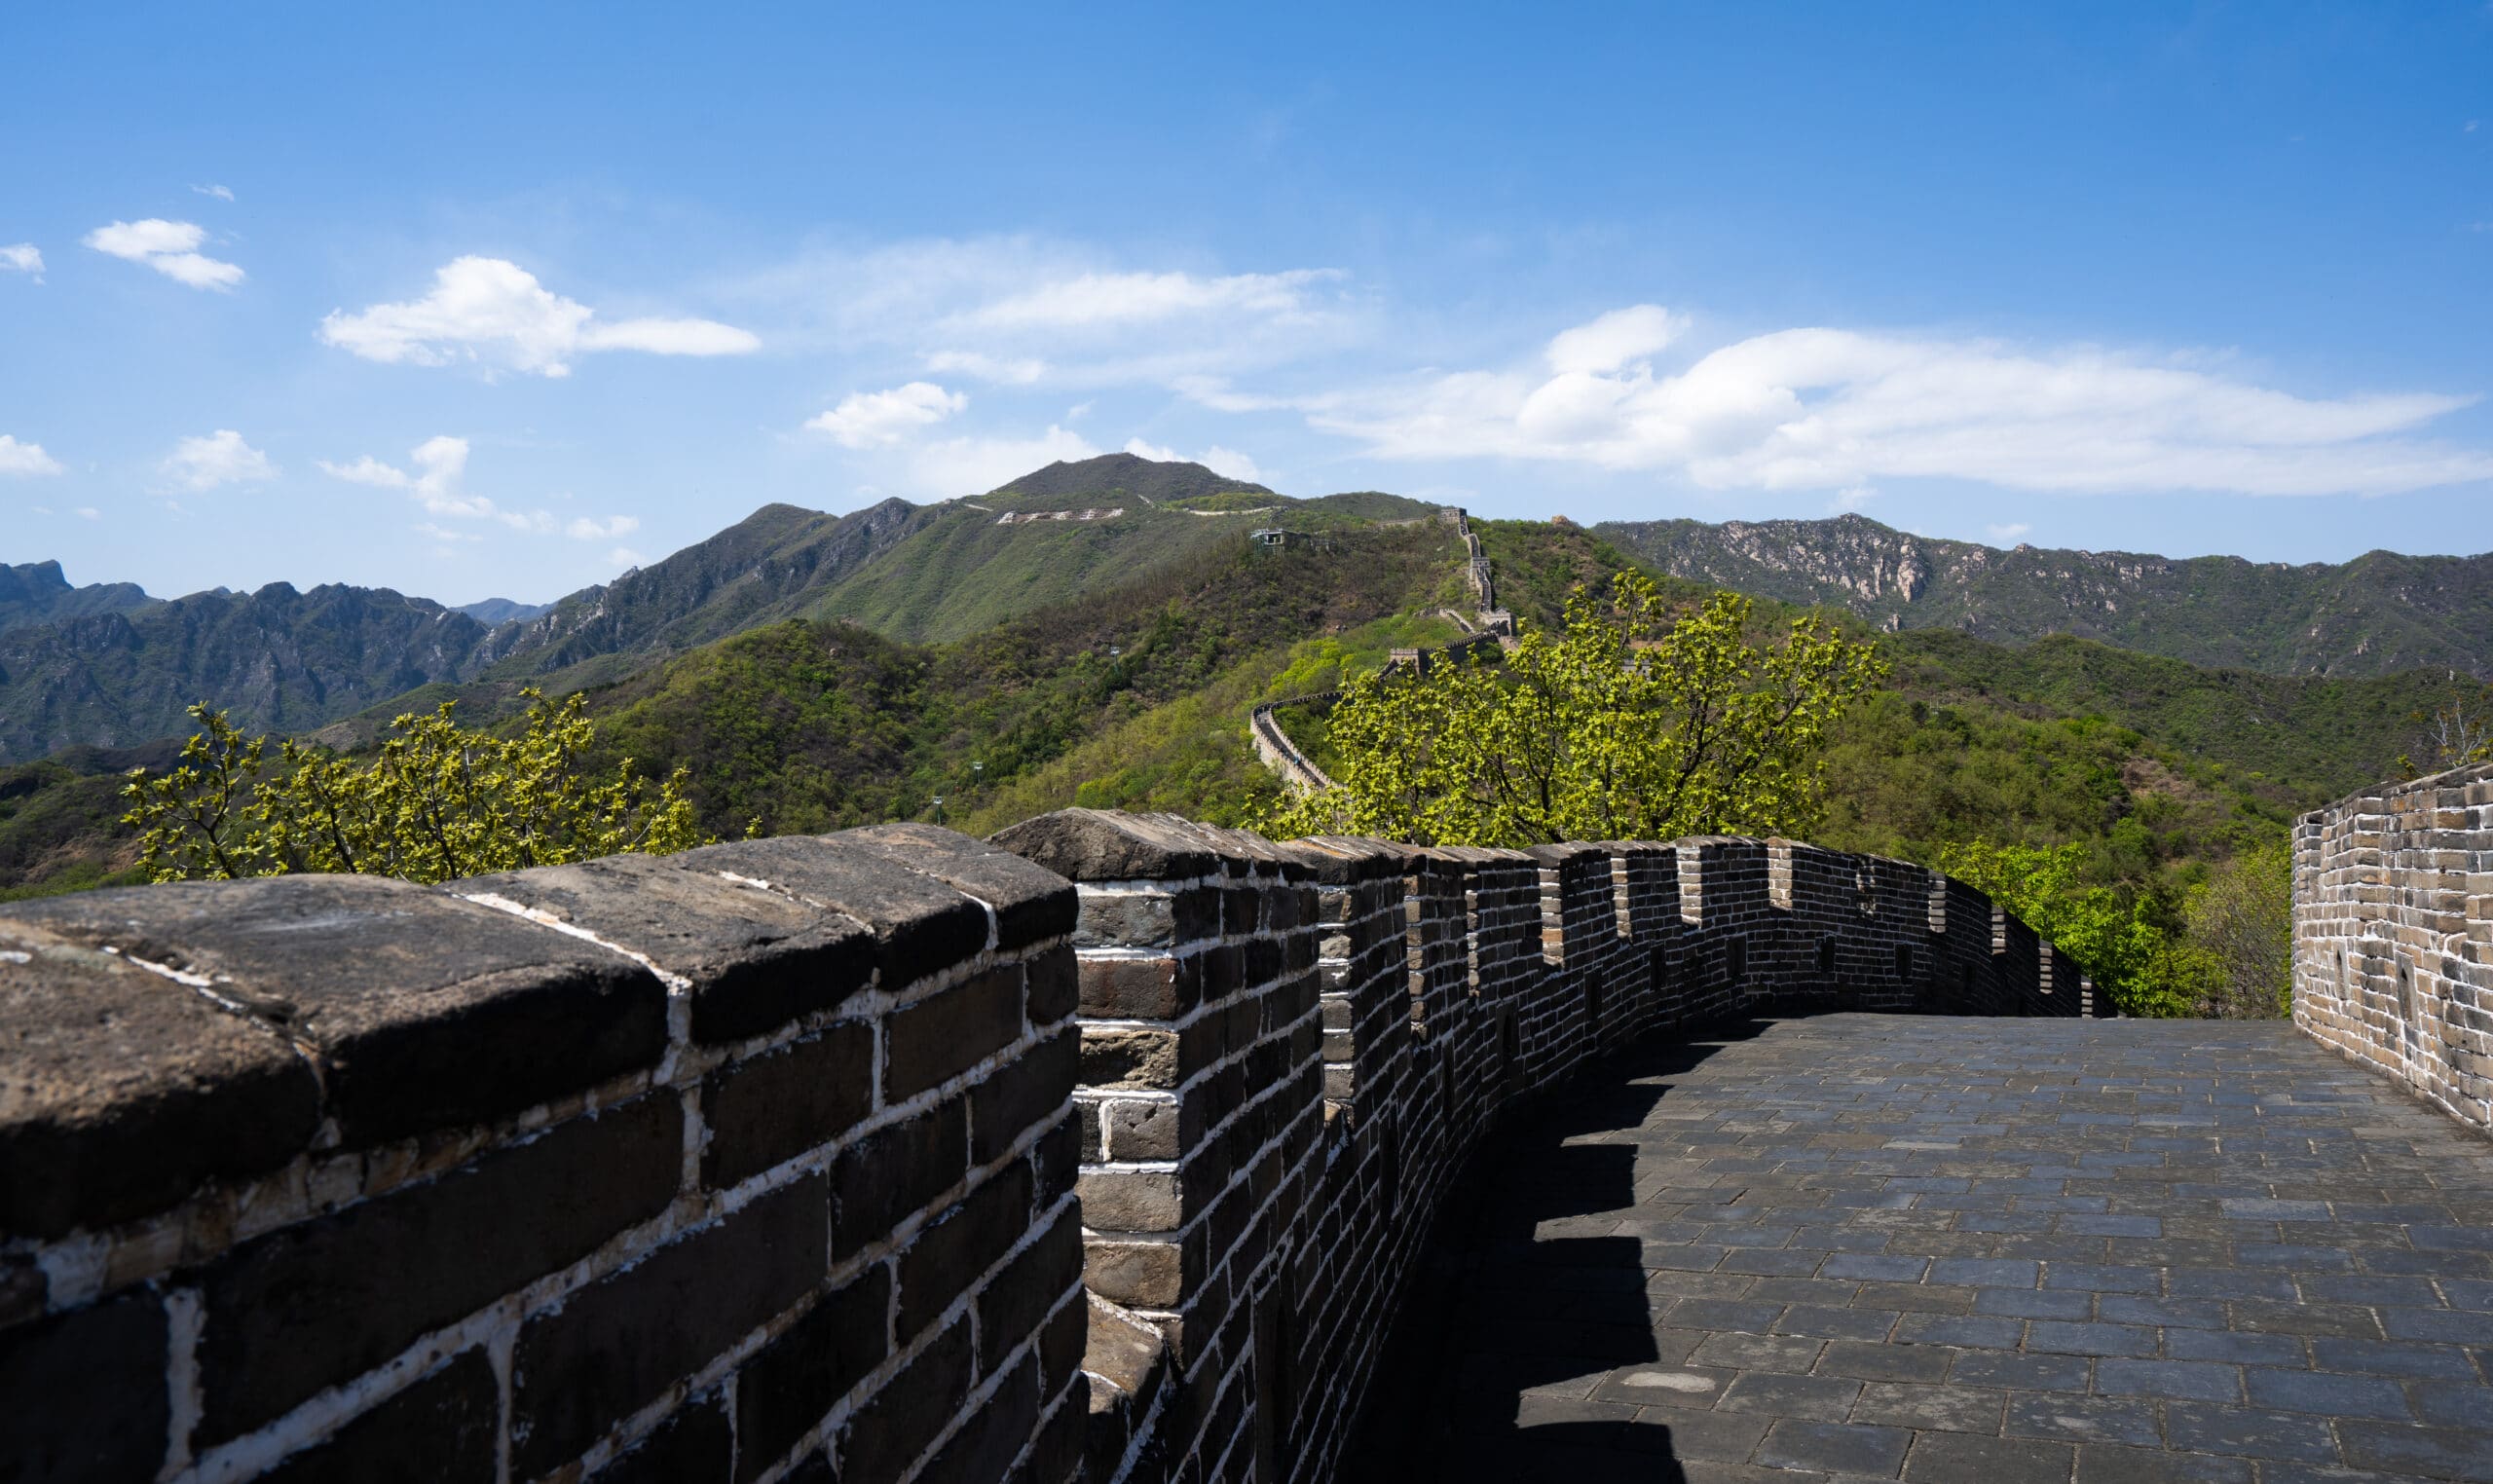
[
  {"xmin": 3, "ymin": 458, "xmax": 2484, "ymax": 770},
  {"xmin": 1596, "ymin": 513, "xmax": 2493, "ymax": 679},
  {"xmin": 5, "ymin": 454, "xmax": 2479, "ymax": 911}
]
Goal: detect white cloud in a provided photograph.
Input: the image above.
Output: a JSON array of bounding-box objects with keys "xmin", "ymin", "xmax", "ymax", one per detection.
[
  {"xmin": 0, "ymin": 243, "xmax": 42, "ymax": 279},
  {"xmin": 910, "ymin": 426, "xmax": 1099, "ymax": 498},
  {"xmin": 924, "ymin": 350, "xmax": 1048, "ymax": 384},
  {"xmin": 1987, "ymin": 523, "xmax": 2032, "ymax": 543},
  {"xmin": 1832, "ymin": 485, "xmax": 1877, "ymax": 512},
  {"xmin": 0, "ymin": 434, "xmax": 63, "ymax": 476},
  {"xmin": 163, "ymin": 429, "xmax": 276, "ymax": 491},
  {"xmin": 76, "ymin": 507, "xmax": 99, "ymax": 520},
  {"xmin": 1122, "ymin": 436, "xmax": 1265, "ymax": 486},
  {"xmin": 319, "ymin": 434, "xmax": 615, "ymax": 538},
  {"xmin": 1289, "ymin": 310, "xmax": 2493, "ymax": 498},
  {"xmin": 726, "ymin": 239, "xmax": 1361, "ymax": 391},
  {"xmin": 806, "ymin": 382, "xmax": 967, "ymax": 448},
  {"xmin": 610, "ymin": 546, "xmax": 647, "ymax": 568},
  {"xmin": 1544, "ymin": 305, "xmax": 1685, "ymax": 375},
  {"xmin": 319, "ymin": 256, "xmax": 759, "ymax": 377},
  {"xmin": 191, "ymin": 183, "xmax": 236, "ymax": 202},
  {"xmin": 961, "ymin": 268, "xmax": 1342, "ymax": 332},
  {"xmin": 83, "ymin": 219, "xmax": 243, "ymax": 291}
]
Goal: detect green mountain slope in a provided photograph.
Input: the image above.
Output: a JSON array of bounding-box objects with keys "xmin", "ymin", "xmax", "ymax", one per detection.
[{"xmin": 1597, "ymin": 512, "xmax": 2493, "ymax": 679}]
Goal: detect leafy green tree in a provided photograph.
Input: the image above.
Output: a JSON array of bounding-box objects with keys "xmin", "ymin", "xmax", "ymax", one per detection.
[
  {"xmin": 2183, "ymin": 839, "xmax": 2293, "ymax": 1018},
  {"xmin": 1260, "ymin": 575, "xmax": 1885, "ymax": 847},
  {"xmin": 1934, "ymin": 839, "xmax": 2222, "ymax": 1018},
  {"xmin": 123, "ymin": 690, "xmax": 706, "ymax": 884}
]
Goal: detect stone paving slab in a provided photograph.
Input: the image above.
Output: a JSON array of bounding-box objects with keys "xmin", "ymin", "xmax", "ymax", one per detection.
[{"xmin": 1354, "ymin": 1015, "xmax": 2493, "ymax": 1482}]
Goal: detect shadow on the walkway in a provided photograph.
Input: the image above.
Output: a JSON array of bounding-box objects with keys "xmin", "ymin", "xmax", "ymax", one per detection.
[{"xmin": 1344, "ymin": 1019, "xmax": 1772, "ymax": 1484}]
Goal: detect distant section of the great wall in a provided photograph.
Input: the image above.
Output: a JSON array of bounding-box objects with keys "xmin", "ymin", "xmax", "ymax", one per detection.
[
  {"xmin": 1, "ymin": 816, "xmax": 2098, "ymax": 1482},
  {"xmin": 1247, "ymin": 506, "xmax": 1513, "ymax": 795}
]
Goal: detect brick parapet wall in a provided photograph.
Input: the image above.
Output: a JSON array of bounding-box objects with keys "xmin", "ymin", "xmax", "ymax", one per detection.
[
  {"xmin": 3, "ymin": 813, "xmax": 2092, "ymax": 1484},
  {"xmin": 2293, "ymin": 761, "xmax": 2493, "ymax": 1132},
  {"xmin": 0, "ymin": 824, "xmax": 1087, "ymax": 1484}
]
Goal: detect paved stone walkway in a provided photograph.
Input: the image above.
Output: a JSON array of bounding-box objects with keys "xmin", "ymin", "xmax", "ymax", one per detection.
[{"xmin": 1354, "ymin": 1015, "xmax": 2493, "ymax": 1483}]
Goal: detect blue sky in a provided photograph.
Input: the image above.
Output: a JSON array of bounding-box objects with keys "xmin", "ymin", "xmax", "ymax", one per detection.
[{"xmin": 4, "ymin": 3, "xmax": 2490, "ymax": 605}]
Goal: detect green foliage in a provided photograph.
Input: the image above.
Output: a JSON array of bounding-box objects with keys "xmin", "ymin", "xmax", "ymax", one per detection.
[
  {"xmin": 2183, "ymin": 839, "xmax": 2293, "ymax": 1019},
  {"xmin": 121, "ymin": 691, "xmax": 705, "ymax": 884},
  {"xmin": 1260, "ymin": 575, "xmax": 1885, "ymax": 847},
  {"xmin": 1933, "ymin": 841, "xmax": 2211, "ymax": 1018}
]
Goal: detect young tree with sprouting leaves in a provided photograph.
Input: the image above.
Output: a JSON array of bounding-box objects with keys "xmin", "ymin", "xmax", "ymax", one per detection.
[
  {"xmin": 121, "ymin": 689, "xmax": 707, "ymax": 885},
  {"xmin": 1259, "ymin": 574, "xmax": 1886, "ymax": 848}
]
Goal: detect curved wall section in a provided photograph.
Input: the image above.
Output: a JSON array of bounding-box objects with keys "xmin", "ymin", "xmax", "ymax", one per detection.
[{"xmin": 0, "ymin": 812, "xmax": 2090, "ymax": 1483}]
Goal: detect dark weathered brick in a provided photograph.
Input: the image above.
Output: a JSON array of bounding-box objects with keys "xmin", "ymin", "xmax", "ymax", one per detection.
[
  {"xmin": 5, "ymin": 874, "xmax": 668, "ymax": 1146},
  {"xmin": 734, "ymin": 1264, "xmax": 891, "ymax": 1482},
  {"xmin": 0, "ymin": 923, "xmax": 320, "ymax": 1240},
  {"xmin": 970, "ymin": 1027, "xmax": 1077, "ymax": 1164},
  {"xmin": 832, "ymin": 1096, "xmax": 967, "ymax": 1260},
  {"xmin": 1076, "ymin": 955, "xmax": 1196, "ymax": 1019},
  {"xmin": 1024, "ymin": 946, "xmax": 1077, "ymax": 1024},
  {"xmin": 262, "ymin": 1350, "xmax": 498, "ymax": 1484},
  {"xmin": 686, "ymin": 837, "xmax": 990, "ymax": 990},
  {"xmin": 900, "ymin": 1160, "xmax": 1035, "ymax": 1340},
  {"xmin": 702, "ymin": 1021, "xmax": 873, "ymax": 1188},
  {"xmin": 511, "ymin": 1173, "xmax": 828, "ymax": 1476},
  {"xmin": 598, "ymin": 1391, "xmax": 734, "ymax": 1484},
  {"xmin": 977, "ymin": 1205, "xmax": 1084, "ymax": 1376},
  {"xmin": 837, "ymin": 1316, "xmax": 976, "ymax": 1483},
  {"xmin": 921, "ymin": 1354, "xmax": 1039, "ymax": 1484},
  {"xmin": 886, "ymin": 965, "xmax": 1023, "ymax": 1101},
  {"xmin": 203, "ymin": 1094, "xmax": 682, "ymax": 1442},
  {"xmin": 0, "ymin": 1287, "xmax": 166, "ymax": 1483},
  {"xmin": 837, "ymin": 824, "xmax": 1079, "ymax": 951},
  {"xmin": 988, "ymin": 809, "xmax": 1219, "ymax": 882},
  {"xmin": 450, "ymin": 852, "xmax": 874, "ymax": 1046}
]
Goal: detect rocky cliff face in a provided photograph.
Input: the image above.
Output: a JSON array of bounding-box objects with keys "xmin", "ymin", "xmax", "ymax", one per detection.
[
  {"xmin": 1597, "ymin": 513, "xmax": 2493, "ymax": 678},
  {"xmin": 0, "ymin": 561, "xmax": 157, "ymax": 635}
]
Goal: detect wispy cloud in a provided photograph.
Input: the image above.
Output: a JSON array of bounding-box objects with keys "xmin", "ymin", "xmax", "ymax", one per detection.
[
  {"xmin": 0, "ymin": 243, "xmax": 42, "ymax": 280},
  {"xmin": 84, "ymin": 219, "xmax": 243, "ymax": 291},
  {"xmin": 1987, "ymin": 523, "xmax": 2032, "ymax": 543},
  {"xmin": 731, "ymin": 238, "xmax": 1361, "ymax": 391},
  {"xmin": 1832, "ymin": 485, "xmax": 1877, "ymax": 513},
  {"xmin": 163, "ymin": 429, "xmax": 276, "ymax": 490},
  {"xmin": 0, "ymin": 434, "xmax": 63, "ymax": 476},
  {"xmin": 191, "ymin": 183, "xmax": 236, "ymax": 202},
  {"xmin": 1263, "ymin": 307, "xmax": 2493, "ymax": 498},
  {"xmin": 320, "ymin": 257, "xmax": 759, "ymax": 377},
  {"xmin": 806, "ymin": 382, "xmax": 967, "ymax": 448},
  {"xmin": 566, "ymin": 514, "xmax": 640, "ymax": 540},
  {"xmin": 320, "ymin": 434, "xmax": 628, "ymax": 538},
  {"xmin": 910, "ymin": 426, "xmax": 1099, "ymax": 499},
  {"xmin": 1123, "ymin": 436, "xmax": 1265, "ymax": 486}
]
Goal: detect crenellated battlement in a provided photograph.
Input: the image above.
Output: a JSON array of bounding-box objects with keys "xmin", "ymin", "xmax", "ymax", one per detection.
[{"xmin": 0, "ymin": 813, "xmax": 2098, "ymax": 1483}]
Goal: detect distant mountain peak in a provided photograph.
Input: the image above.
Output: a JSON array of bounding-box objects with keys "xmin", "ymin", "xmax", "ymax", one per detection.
[{"xmin": 991, "ymin": 452, "xmax": 1274, "ymax": 502}]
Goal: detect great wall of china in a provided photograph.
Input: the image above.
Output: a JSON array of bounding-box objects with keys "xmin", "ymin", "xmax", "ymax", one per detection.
[{"xmin": 1, "ymin": 814, "xmax": 2102, "ymax": 1482}]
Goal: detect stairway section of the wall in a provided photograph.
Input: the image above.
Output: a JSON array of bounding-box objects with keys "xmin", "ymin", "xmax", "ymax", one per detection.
[
  {"xmin": 2293, "ymin": 761, "xmax": 2493, "ymax": 1131},
  {"xmin": 0, "ymin": 825, "xmax": 1087, "ymax": 1484}
]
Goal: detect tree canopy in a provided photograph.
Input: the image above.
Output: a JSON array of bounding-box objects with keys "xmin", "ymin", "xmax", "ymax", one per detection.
[
  {"xmin": 1259, "ymin": 574, "xmax": 1886, "ymax": 848},
  {"xmin": 122, "ymin": 689, "xmax": 706, "ymax": 884}
]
